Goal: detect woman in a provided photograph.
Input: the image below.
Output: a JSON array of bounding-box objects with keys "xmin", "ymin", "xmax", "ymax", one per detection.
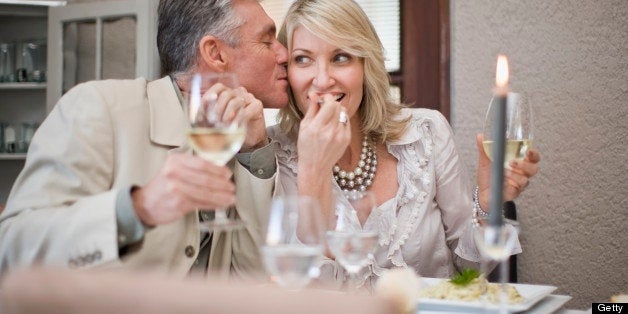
[{"xmin": 268, "ymin": 0, "xmax": 540, "ymax": 288}]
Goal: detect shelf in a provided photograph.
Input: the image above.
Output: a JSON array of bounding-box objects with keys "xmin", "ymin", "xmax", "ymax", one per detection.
[
  {"xmin": 0, "ymin": 83, "xmax": 46, "ymax": 90},
  {"xmin": 0, "ymin": 0, "xmax": 66, "ymax": 7},
  {"xmin": 0, "ymin": 153, "xmax": 26, "ymax": 160},
  {"xmin": 0, "ymin": 4, "xmax": 45, "ymax": 17}
]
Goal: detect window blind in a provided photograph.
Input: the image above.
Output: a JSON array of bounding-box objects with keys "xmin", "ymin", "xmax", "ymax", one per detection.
[{"xmin": 261, "ymin": 0, "xmax": 400, "ymax": 72}]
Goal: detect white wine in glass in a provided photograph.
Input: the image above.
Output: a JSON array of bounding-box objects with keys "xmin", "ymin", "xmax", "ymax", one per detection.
[
  {"xmin": 482, "ymin": 92, "xmax": 533, "ymax": 167},
  {"xmin": 186, "ymin": 72, "xmax": 246, "ymax": 232},
  {"xmin": 188, "ymin": 128, "xmax": 246, "ymax": 166}
]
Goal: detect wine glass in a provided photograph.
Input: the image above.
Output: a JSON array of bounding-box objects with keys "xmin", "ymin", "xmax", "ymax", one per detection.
[
  {"xmin": 186, "ymin": 72, "xmax": 246, "ymax": 232},
  {"xmin": 261, "ymin": 195, "xmax": 325, "ymax": 290},
  {"xmin": 472, "ymin": 217, "xmax": 520, "ymax": 313},
  {"xmin": 482, "ymin": 92, "xmax": 533, "ymax": 168},
  {"xmin": 326, "ymin": 190, "xmax": 379, "ymax": 292}
]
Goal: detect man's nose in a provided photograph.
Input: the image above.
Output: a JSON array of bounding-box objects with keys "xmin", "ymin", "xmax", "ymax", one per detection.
[{"xmin": 276, "ymin": 41, "xmax": 288, "ymax": 65}]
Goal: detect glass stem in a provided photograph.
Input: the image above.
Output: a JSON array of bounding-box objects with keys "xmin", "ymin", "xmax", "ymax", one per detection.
[
  {"xmin": 499, "ymin": 258, "xmax": 509, "ymax": 314},
  {"xmin": 347, "ymin": 271, "xmax": 359, "ymax": 293},
  {"xmin": 480, "ymin": 257, "xmax": 491, "ymax": 313}
]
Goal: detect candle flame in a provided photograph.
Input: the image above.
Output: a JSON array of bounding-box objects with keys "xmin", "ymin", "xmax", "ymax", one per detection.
[{"xmin": 496, "ymin": 54, "xmax": 509, "ymax": 87}]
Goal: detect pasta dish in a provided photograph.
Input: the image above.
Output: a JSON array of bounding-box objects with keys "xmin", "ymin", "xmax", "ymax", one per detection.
[{"xmin": 419, "ymin": 276, "xmax": 524, "ymax": 304}]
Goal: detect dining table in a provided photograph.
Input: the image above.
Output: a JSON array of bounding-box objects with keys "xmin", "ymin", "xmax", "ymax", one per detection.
[{"xmin": 0, "ymin": 267, "xmax": 592, "ymax": 314}]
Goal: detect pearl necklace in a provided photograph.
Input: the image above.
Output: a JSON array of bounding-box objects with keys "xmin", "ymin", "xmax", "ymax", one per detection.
[{"xmin": 333, "ymin": 136, "xmax": 377, "ymax": 192}]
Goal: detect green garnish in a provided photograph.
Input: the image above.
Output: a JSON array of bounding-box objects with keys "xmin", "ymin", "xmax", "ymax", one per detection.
[{"xmin": 449, "ymin": 268, "xmax": 480, "ymax": 286}]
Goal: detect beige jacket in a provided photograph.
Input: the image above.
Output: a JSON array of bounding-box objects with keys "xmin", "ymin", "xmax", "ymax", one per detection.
[{"xmin": 0, "ymin": 77, "xmax": 276, "ymax": 278}]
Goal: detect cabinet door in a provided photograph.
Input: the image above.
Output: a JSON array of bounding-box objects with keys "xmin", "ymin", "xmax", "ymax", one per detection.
[{"xmin": 46, "ymin": 0, "xmax": 158, "ymax": 112}]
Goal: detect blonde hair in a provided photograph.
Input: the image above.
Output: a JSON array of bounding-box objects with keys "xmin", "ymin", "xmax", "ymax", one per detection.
[{"xmin": 278, "ymin": 0, "xmax": 409, "ymax": 143}]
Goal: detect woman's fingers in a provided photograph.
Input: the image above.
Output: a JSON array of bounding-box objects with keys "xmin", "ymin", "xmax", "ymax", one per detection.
[{"xmin": 509, "ymin": 158, "xmax": 539, "ymax": 178}]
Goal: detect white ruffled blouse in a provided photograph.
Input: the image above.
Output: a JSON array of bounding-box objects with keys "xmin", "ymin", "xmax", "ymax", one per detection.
[{"xmin": 268, "ymin": 108, "xmax": 521, "ymax": 288}]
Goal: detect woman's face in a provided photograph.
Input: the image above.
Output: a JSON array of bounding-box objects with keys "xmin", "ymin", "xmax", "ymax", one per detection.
[{"xmin": 288, "ymin": 26, "xmax": 364, "ymax": 118}]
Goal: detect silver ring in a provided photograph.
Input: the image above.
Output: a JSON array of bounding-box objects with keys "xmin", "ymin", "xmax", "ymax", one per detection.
[{"xmin": 339, "ymin": 111, "xmax": 348, "ymax": 124}]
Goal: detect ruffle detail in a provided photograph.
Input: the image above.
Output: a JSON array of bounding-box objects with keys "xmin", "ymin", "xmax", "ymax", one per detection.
[
  {"xmin": 268, "ymin": 125, "xmax": 299, "ymax": 175},
  {"xmin": 385, "ymin": 114, "xmax": 436, "ymax": 264}
]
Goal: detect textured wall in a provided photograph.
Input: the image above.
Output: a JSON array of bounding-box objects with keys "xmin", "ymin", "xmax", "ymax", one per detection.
[{"xmin": 451, "ymin": 0, "xmax": 627, "ymax": 310}]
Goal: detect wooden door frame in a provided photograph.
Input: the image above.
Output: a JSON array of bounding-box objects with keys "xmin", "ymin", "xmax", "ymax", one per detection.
[{"xmin": 390, "ymin": 0, "xmax": 450, "ymax": 120}]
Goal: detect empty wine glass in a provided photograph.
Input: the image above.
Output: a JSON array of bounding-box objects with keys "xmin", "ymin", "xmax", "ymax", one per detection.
[
  {"xmin": 326, "ymin": 190, "xmax": 379, "ymax": 292},
  {"xmin": 261, "ymin": 195, "xmax": 325, "ymax": 290},
  {"xmin": 482, "ymin": 92, "xmax": 533, "ymax": 168},
  {"xmin": 186, "ymin": 72, "xmax": 246, "ymax": 232},
  {"xmin": 472, "ymin": 217, "xmax": 520, "ymax": 313}
]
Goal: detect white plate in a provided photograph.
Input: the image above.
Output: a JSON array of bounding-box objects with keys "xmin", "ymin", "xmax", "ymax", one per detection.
[
  {"xmin": 526, "ymin": 295, "xmax": 572, "ymax": 314},
  {"xmin": 417, "ymin": 277, "xmax": 557, "ymax": 313}
]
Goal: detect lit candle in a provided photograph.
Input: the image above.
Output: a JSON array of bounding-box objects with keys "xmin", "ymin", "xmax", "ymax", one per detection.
[{"xmin": 489, "ymin": 54, "xmax": 509, "ymax": 227}]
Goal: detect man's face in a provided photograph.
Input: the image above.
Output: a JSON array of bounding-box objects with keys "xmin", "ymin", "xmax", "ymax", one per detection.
[{"xmin": 224, "ymin": 0, "xmax": 289, "ymax": 109}]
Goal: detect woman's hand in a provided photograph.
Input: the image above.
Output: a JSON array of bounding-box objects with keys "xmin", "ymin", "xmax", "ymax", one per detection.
[
  {"xmin": 476, "ymin": 133, "xmax": 540, "ymax": 210},
  {"xmin": 296, "ymin": 93, "xmax": 351, "ymax": 228},
  {"xmin": 297, "ymin": 93, "xmax": 351, "ymax": 174}
]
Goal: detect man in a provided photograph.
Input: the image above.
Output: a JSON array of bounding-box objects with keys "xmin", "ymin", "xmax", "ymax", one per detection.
[{"xmin": 0, "ymin": 0, "xmax": 288, "ymax": 278}]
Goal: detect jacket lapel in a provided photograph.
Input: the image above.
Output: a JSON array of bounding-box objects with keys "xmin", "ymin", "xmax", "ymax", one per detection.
[{"xmin": 148, "ymin": 76, "xmax": 188, "ymax": 147}]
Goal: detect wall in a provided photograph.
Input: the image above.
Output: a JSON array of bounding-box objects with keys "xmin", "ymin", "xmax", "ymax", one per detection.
[{"xmin": 451, "ymin": 0, "xmax": 627, "ymax": 309}]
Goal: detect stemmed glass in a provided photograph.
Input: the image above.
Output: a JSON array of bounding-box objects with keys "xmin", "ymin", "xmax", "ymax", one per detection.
[
  {"xmin": 261, "ymin": 195, "xmax": 326, "ymax": 290},
  {"xmin": 472, "ymin": 217, "xmax": 520, "ymax": 313},
  {"xmin": 186, "ymin": 72, "xmax": 246, "ymax": 232},
  {"xmin": 326, "ymin": 190, "xmax": 379, "ymax": 292},
  {"xmin": 482, "ymin": 92, "xmax": 533, "ymax": 168}
]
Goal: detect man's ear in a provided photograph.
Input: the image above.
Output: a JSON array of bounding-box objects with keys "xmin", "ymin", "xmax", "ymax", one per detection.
[{"xmin": 198, "ymin": 35, "xmax": 228, "ymax": 72}]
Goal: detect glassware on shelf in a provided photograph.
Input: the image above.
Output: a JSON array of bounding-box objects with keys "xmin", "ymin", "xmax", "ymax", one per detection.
[
  {"xmin": 15, "ymin": 39, "xmax": 47, "ymax": 83},
  {"xmin": 0, "ymin": 123, "xmax": 39, "ymax": 154},
  {"xmin": 22, "ymin": 122, "xmax": 37, "ymax": 144},
  {"xmin": 16, "ymin": 122, "xmax": 38, "ymax": 153},
  {"xmin": 2, "ymin": 123, "xmax": 17, "ymax": 153},
  {"xmin": 0, "ymin": 43, "xmax": 16, "ymax": 83}
]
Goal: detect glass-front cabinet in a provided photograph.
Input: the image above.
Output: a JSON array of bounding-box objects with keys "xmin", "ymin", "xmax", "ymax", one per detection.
[{"xmin": 0, "ymin": 0, "xmax": 158, "ymax": 206}]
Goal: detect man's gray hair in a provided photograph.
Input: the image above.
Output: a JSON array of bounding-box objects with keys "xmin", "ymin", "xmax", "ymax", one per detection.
[{"xmin": 157, "ymin": 0, "xmax": 244, "ymax": 76}]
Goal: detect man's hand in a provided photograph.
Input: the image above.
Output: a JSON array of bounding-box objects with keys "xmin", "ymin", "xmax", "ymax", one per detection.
[
  {"xmin": 191, "ymin": 81, "xmax": 269, "ymax": 152},
  {"xmin": 235, "ymin": 87, "xmax": 269, "ymax": 152},
  {"xmin": 131, "ymin": 153, "xmax": 235, "ymax": 227},
  {"xmin": 476, "ymin": 134, "xmax": 540, "ymax": 210}
]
